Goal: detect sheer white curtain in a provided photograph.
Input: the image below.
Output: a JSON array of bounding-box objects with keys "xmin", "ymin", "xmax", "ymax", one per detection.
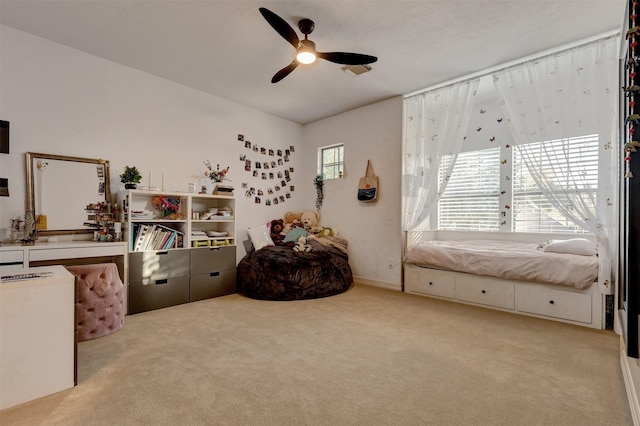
[
  {"xmin": 402, "ymin": 79, "xmax": 479, "ymax": 230},
  {"xmin": 492, "ymin": 35, "xmax": 619, "ymax": 293}
]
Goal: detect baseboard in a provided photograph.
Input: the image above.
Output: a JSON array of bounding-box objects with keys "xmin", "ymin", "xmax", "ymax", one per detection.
[
  {"xmin": 620, "ymin": 335, "xmax": 640, "ymax": 426},
  {"xmin": 353, "ymin": 276, "xmax": 401, "ymax": 291}
]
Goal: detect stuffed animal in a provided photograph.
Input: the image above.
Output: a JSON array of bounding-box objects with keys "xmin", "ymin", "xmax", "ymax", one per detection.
[
  {"xmin": 293, "ymin": 236, "xmax": 312, "ymax": 253},
  {"xmin": 300, "ymin": 210, "xmax": 322, "ymax": 234},
  {"xmin": 269, "ymin": 219, "xmax": 286, "ymax": 245},
  {"xmin": 317, "ymin": 227, "xmax": 335, "ymax": 237},
  {"xmin": 283, "ymin": 211, "xmax": 302, "ymax": 234}
]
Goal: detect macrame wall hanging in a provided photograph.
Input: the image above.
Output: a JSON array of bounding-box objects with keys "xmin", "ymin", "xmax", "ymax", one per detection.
[
  {"xmin": 237, "ymin": 134, "xmax": 296, "ymax": 206},
  {"xmin": 625, "ymin": 0, "xmax": 640, "ymax": 178}
]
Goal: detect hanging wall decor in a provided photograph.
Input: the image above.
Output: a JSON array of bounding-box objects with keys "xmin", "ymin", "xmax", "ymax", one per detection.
[
  {"xmin": 237, "ymin": 133, "xmax": 296, "ymax": 206},
  {"xmin": 624, "ymin": 1, "xmax": 640, "ymax": 178}
]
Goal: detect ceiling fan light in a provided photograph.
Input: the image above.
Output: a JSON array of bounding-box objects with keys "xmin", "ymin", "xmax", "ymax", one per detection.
[{"xmin": 296, "ymin": 50, "xmax": 316, "ymax": 64}]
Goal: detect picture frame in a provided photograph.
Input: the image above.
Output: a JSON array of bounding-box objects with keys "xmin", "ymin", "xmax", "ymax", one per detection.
[{"xmin": 0, "ymin": 120, "xmax": 9, "ymax": 154}]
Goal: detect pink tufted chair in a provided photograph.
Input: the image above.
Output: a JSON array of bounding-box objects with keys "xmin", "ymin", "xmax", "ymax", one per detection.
[{"xmin": 66, "ymin": 263, "xmax": 124, "ymax": 342}]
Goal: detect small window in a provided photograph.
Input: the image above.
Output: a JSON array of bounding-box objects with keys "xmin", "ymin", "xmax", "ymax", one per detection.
[{"xmin": 318, "ymin": 144, "xmax": 344, "ymax": 179}]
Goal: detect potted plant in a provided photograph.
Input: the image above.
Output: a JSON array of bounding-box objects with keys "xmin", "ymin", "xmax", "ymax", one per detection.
[{"xmin": 120, "ymin": 165, "xmax": 142, "ymax": 189}]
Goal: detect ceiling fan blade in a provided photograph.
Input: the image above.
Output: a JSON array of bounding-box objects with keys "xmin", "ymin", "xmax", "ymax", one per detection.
[
  {"xmin": 272, "ymin": 61, "xmax": 299, "ymax": 83},
  {"xmin": 259, "ymin": 7, "xmax": 300, "ymax": 48},
  {"xmin": 317, "ymin": 52, "xmax": 378, "ymax": 65}
]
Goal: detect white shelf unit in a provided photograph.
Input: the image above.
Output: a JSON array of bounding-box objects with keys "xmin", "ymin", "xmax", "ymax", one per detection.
[{"xmin": 118, "ymin": 190, "xmax": 236, "ymax": 314}]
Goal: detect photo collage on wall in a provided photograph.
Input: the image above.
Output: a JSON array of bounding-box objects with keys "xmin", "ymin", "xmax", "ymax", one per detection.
[{"xmin": 237, "ymin": 134, "xmax": 295, "ymax": 206}]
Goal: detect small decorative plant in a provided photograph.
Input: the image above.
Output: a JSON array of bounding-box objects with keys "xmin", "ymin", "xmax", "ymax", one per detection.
[
  {"xmin": 314, "ymin": 174, "xmax": 324, "ymax": 211},
  {"xmin": 120, "ymin": 166, "xmax": 142, "ymax": 189}
]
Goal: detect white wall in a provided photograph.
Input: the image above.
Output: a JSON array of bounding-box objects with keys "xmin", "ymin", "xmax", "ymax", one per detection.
[
  {"xmin": 0, "ymin": 25, "xmax": 406, "ymax": 288},
  {"xmin": 0, "ymin": 26, "xmax": 304, "ymax": 260},
  {"xmin": 302, "ymin": 97, "xmax": 404, "ymax": 290}
]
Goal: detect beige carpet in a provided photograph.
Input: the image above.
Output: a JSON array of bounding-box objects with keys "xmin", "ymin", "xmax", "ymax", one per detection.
[{"xmin": 0, "ymin": 284, "xmax": 631, "ymax": 426}]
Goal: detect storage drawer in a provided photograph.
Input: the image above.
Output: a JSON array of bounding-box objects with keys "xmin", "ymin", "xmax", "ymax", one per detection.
[
  {"xmin": 190, "ymin": 246, "xmax": 235, "ymax": 276},
  {"xmin": 128, "ymin": 276, "xmax": 189, "ymax": 314},
  {"xmin": 190, "ymin": 269, "xmax": 236, "ymax": 302},
  {"xmin": 129, "ymin": 250, "xmax": 189, "ymax": 283},
  {"xmin": 404, "ymin": 266, "xmax": 455, "ymax": 299},
  {"xmin": 456, "ymin": 275, "xmax": 515, "ymax": 310},
  {"xmin": 0, "ymin": 250, "xmax": 24, "ymax": 268},
  {"xmin": 516, "ymin": 284, "xmax": 592, "ymax": 323}
]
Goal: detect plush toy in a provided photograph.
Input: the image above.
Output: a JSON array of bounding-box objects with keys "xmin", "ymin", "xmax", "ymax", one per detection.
[
  {"xmin": 300, "ymin": 210, "xmax": 322, "ymax": 234},
  {"xmin": 269, "ymin": 219, "xmax": 285, "ymax": 245},
  {"xmin": 293, "ymin": 236, "xmax": 312, "ymax": 253},
  {"xmin": 317, "ymin": 227, "xmax": 335, "ymax": 237},
  {"xmin": 283, "ymin": 211, "xmax": 302, "ymax": 234}
]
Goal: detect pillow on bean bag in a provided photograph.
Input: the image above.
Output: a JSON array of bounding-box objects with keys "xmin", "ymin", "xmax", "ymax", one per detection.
[{"xmin": 247, "ymin": 224, "xmax": 274, "ymax": 250}]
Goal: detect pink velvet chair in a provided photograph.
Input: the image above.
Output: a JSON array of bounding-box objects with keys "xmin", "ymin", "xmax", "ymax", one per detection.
[{"xmin": 66, "ymin": 263, "xmax": 124, "ymax": 342}]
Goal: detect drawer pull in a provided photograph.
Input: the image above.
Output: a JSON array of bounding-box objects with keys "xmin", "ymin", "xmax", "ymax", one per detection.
[
  {"xmin": 156, "ymin": 251, "xmax": 169, "ymax": 256},
  {"xmin": 209, "ymin": 246, "xmax": 220, "ymax": 251},
  {"xmin": 549, "ymin": 300, "xmax": 555, "ymax": 305},
  {"xmin": 481, "ymin": 290, "xmax": 486, "ymax": 294},
  {"xmin": 155, "ymin": 279, "xmax": 169, "ymax": 285},
  {"xmin": 0, "ymin": 261, "xmax": 23, "ymax": 267},
  {"xmin": 209, "ymin": 272, "xmax": 220, "ymax": 277}
]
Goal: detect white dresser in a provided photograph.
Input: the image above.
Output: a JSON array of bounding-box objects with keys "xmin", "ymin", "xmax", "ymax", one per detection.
[{"xmin": 0, "ymin": 265, "xmax": 75, "ymax": 410}]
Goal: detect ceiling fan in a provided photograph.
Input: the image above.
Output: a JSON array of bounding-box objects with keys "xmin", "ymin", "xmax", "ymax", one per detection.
[{"xmin": 259, "ymin": 7, "xmax": 378, "ymax": 83}]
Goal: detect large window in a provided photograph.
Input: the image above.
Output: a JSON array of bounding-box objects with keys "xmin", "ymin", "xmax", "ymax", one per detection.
[
  {"xmin": 318, "ymin": 144, "xmax": 344, "ymax": 179},
  {"xmin": 436, "ymin": 134, "xmax": 598, "ymax": 234}
]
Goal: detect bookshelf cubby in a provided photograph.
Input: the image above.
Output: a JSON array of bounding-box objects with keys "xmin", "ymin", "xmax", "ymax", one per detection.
[{"xmin": 118, "ymin": 189, "xmax": 236, "ymax": 313}]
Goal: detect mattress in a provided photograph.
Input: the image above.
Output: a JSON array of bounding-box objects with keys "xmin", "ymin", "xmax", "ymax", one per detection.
[{"xmin": 404, "ymin": 240, "xmax": 598, "ymax": 289}]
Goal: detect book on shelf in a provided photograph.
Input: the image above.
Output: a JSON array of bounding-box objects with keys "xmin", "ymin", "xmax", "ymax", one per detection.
[
  {"xmin": 133, "ymin": 224, "xmax": 151, "ymax": 251},
  {"xmin": 132, "ymin": 223, "xmax": 184, "ymax": 251}
]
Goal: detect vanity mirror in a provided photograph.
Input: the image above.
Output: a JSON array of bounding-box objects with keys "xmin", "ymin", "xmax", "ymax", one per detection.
[{"xmin": 26, "ymin": 152, "xmax": 111, "ymax": 235}]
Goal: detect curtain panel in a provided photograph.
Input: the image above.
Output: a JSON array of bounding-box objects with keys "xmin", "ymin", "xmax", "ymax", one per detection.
[
  {"xmin": 492, "ymin": 35, "xmax": 619, "ymax": 294},
  {"xmin": 402, "ymin": 79, "xmax": 479, "ymax": 230}
]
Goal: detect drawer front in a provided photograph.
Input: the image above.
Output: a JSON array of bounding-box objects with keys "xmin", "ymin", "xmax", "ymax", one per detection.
[
  {"xmin": 516, "ymin": 284, "xmax": 592, "ymax": 323},
  {"xmin": 129, "ymin": 250, "xmax": 189, "ymax": 283},
  {"xmin": 456, "ymin": 275, "xmax": 515, "ymax": 309},
  {"xmin": 189, "ymin": 270, "xmax": 236, "ymax": 302},
  {"xmin": 190, "ymin": 246, "xmax": 236, "ymax": 276},
  {"xmin": 29, "ymin": 244, "xmax": 126, "ymax": 261},
  {"xmin": 0, "ymin": 250, "xmax": 24, "ymax": 267},
  {"xmin": 404, "ymin": 266, "xmax": 455, "ymax": 299},
  {"xmin": 128, "ymin": 276, "xmax": 189, "ymax": 314}
]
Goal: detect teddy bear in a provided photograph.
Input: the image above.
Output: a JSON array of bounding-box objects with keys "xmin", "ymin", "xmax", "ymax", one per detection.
[
  {"xmin": 269, "ymin": 219, "xmax": 286, "ymax": 245},
  {"xmin": 283, "ymin": 211, "xmax": 302, "ymax": 234},
  {"xmin": 300, "ymin": 210, "xmax": 323, "ymax": 235}
]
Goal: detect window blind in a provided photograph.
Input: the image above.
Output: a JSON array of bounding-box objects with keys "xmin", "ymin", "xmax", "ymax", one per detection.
[
  {"xmin": 512, "ymin": 134, "xmax": 598, "ymax": 234},
  {"xmin": 438, "ymin": 147, "xmax": 500, "ymax": 231}
]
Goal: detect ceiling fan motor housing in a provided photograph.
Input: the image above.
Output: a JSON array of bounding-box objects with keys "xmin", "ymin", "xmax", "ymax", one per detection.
[{"xmin": 298, "ymin": 18, "xmax": 315, "ymax": 35}]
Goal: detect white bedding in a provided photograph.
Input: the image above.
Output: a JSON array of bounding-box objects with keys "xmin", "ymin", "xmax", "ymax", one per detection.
[{"xmin": 404, "ymin": 240, "xmax": 598, "ymax": 290}]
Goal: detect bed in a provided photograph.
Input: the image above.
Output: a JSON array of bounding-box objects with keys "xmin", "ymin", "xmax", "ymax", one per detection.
[
  {"xmin": 237, "ymin": 236, "xmax": 353, "ymax": 301},
  {"xmin": 403, "ymin": 233, "xmax": 605, "ymax": 329}
]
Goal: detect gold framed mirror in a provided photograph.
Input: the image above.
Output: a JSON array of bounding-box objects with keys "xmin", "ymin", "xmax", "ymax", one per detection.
[{"xmin": 26, "ymin": 152, "xmax": 111, "ymax": 235}]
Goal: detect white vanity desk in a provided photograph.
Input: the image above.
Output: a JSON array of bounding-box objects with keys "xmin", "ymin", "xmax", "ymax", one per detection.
[
  {"xmin": 0, "ymin": 240, "xmax": 128, "ymax": 305},
  {"xmin": 0, "ymin": 240, "xmax": 127, "ymax": 269}
]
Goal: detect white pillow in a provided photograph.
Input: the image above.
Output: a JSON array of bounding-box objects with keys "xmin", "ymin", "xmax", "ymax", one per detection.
[
  {"xmin": 247, "ymin": 224, "xmax": 274, "ymax": 250},
  {"xmin": 542, "ymin": 238, "xmax": 596, "ymax": 256}
]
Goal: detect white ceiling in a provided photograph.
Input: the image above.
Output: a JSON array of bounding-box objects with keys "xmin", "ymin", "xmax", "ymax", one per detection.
[{"xmin": 0, "ymin": 0, "xmax": 627, "ymax": 125}]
